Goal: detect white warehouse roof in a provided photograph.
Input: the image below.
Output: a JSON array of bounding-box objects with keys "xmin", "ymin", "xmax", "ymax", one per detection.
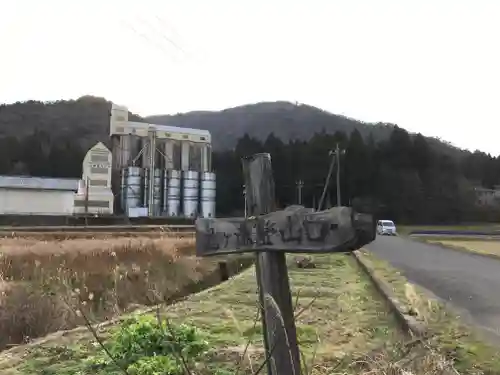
[
  {"xmin": 0, "ymin": 175, "xmax": 80, "ymax": 191},
  {"xmin": 128, "ymin": 121, "xmax": 211, "ymax": 138}
]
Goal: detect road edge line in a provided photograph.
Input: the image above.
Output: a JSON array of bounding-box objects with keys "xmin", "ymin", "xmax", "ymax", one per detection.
[{"xmin": 352, "ymin": 250, "xmax": 427, "ymax": 337}]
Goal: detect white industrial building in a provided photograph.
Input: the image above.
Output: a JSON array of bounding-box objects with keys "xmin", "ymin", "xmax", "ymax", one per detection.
[
  {"xmin": 74, "ymin": 142, "xmax": 114, "ymax": 215},
  {"xmin": 0, "ymin": 142, "xmax": 114, "ymax": 216},
  {"xmin": 110, "ymin": 104, "xmax": 216, "ymax": 218},
  {"xmin": 0, "ymin": 176, "xmax": 79, "ymax": 216}
]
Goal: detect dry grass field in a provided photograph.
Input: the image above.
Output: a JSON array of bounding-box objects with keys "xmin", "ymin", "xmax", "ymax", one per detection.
[
  {"xmin": 0, "ymin": 234, "xmax": 248, "ymax": 352},
  {"xmin": 0, "ymin": 230, "xmax": 195, "ymax": 241},
  {"xmin": 398, "ymin": 224, "xmax": 500, "ymax": 236},
  {"xmin": 426, "ymin": 239, "xmax": 500, "ymax": 258}
]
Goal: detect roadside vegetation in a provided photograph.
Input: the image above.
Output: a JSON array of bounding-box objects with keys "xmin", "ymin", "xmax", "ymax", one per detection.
[{"xmin": 358, "ymin": 249, "xmax": 500, "ymax": 374}]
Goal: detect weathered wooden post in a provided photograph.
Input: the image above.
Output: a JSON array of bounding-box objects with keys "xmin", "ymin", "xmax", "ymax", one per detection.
[
  {"xmin": 195, "ymin": 153, "xmax": 376, "ymax": 375},
  {"xmin": 242, "ymin": 153, "xmax": 300, "ymax": 375}
]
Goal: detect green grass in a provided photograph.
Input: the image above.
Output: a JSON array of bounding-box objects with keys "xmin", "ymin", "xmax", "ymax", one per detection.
[
  {"xmin": 357, "ymin": 249, "xmax": 500, "ymax": 374},
  {"xmin": 0, "ymin": 254, "xmax": 404, "ymax": 375}
]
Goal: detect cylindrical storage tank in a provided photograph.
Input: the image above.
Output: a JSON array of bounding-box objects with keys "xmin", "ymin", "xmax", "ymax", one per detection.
[
  {"xmin": 125, "ymin": 166, "xmax": 142, "ymax": 210},
  {"xmin": 182, "ymin": 170, "xmax": 199, "ymax": 218},
  {"xmin": 152, "ymin": 168, "xmax": 162, "ymax": 216},
  {"xmin": 200, "ymin": 172, "xmax": 216, "ymax": 218},
  {"xmin": 167, "ymin": 170, "xmax": 181, "ymax": 217}
]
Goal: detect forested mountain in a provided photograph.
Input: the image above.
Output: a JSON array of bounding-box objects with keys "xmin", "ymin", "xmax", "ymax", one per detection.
[
  {"xmin": 147, "ymin": 101, "xmax": 466, "ymax": 157},
  {"xmin": 147, "ymin": 101, "xmax": 397, "ymax": 150},
  {"xmin": 0, "ymin": 96, "xmax": 142, "ymax": 150},
  {"xmin": 0, "ymin": 96, "xmax": 498, "ymax": 223}
]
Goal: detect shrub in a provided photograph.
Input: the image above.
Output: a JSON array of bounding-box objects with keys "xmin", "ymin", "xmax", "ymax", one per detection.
[{"xmin": 89, "ymin": 314, "xmax": 207, "ymax": 374}]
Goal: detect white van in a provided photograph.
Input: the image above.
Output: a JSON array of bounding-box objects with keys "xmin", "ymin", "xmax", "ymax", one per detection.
[{"xmin": 377, "ymin": 220, "xmax": 397, "ymax": 236}]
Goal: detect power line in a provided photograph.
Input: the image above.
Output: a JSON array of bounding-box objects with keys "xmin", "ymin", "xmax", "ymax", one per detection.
[
  {"xmin": 153, "ymin": 15, "xmax": 192, "ymax": 59},
  {"xmin": 119, "ymin": 17, "xmax": 179, "ymax": 62},
  {"xmin": 119, "ymin": 11, "xmax": 194, "ymax": 65},
  {"xmin": 135, "ymin": 14, "xmax": 189, "ymax": 61}
]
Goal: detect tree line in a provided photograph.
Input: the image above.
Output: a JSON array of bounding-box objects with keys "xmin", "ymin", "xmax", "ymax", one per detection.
[
  {"xmin": 0, "ymin": 125, "xmax": 499, "ymax": 224},
  {"xmin": 214, "ymin": 127, "xmax": 500, "ymax": 224}
]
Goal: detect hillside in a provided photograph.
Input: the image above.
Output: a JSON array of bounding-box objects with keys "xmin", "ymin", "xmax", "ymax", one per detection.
[
  {"xmin": 147, "ymin": 101, "xmax": 398, "ymax": 150},
  {"xmin": 0, "ymin": 96, "xmax": 143, "ymax": 151},
  {"xmin": 149, "ymin": 102, "xmax": 469, "ymax": 157},
  {"xmin": 0, "ymin": 97, "xmax": 465, "ymax": 156}
]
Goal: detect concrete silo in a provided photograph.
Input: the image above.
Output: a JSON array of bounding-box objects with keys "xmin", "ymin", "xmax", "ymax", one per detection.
[{"xmin": 109, "ymin": 103, "xmax": 215, "ymax": 219}]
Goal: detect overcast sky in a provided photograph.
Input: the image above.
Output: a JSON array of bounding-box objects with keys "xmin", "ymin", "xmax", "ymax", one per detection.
[{"xmin": 1, "ymin": 1, "xmax": 499, "ymax": 155}]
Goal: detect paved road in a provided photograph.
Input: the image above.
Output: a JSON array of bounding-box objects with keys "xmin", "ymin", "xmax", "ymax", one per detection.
[{"xmin": 367, "ymin": 235, "xmax": 500, "ymax": 340}]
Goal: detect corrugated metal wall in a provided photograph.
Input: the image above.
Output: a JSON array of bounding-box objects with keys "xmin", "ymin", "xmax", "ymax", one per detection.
[{"xmin": 0, "ymin": 189, "xmax": 75, "ymax": 215}]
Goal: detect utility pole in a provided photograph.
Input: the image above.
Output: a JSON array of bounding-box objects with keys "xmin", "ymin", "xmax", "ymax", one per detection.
[
  {"xmin": 296, "ymin": 180, "xmax": 304, "ymax": 205},
  {"xmin": 318, "ymin": 151, "xmax": 336, "ymax": 211},
  {"xmin": 318, "ymin": 144, "xmax": 345, "ymax": 211}
]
